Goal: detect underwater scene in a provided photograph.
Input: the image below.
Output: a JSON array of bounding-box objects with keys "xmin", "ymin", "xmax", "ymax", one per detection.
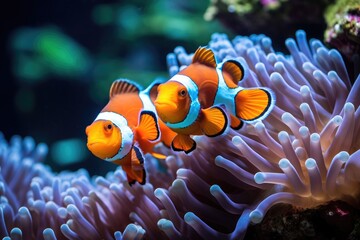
[{"xmin": 1, "ymin": 0, "xmax": 360, "ymax": 239}]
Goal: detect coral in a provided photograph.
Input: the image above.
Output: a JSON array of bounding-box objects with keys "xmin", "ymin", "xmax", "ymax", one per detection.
[
  {"xmin": 204, "ymin": 0, "xmax": 332, "ymax": 39},
  {"xmin": 1, "ymin": 30, "xmax": 360, "ymax": 239},
  {"xmin": 324, "ymin": 0, "xmax": 360, "ymax": 60},
  {"xmin": 246, "ymin": 200, "xmax": 360, "ymax": 239}
]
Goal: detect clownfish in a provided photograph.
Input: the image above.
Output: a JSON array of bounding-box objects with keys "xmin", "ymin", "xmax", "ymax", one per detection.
[
  {"xmin": 154, "ymin": 47, "xmax": 275, "ymax": 154},
  {"xmin": 86, "ymin": 79, "xmax": 176, "ymax": 185}
]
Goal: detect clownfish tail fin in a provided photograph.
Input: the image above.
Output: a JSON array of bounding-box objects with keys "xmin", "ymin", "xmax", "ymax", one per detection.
[
  {"xmin": 137, "ymin": 111, "xmax": 160, "ymax": 142},
  {"xmin": 171, "ymin": 134, "xmax": 196, "ymax": 154},
  {"xmin": 234, "ymin": 88, "xmax": 276, "ymax": 123}
]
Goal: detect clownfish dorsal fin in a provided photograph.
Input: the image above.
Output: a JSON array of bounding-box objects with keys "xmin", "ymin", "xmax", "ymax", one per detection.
[
  {"xmin": 222, "ymin": 60, "xmax": 245, "ymax": 86},
  {"xmin": 109, "ymin": 79, "xmax": 141, "ymax": 98},
  {"xmin": 192, "ymin": 47, "xmax": 217, "ymax": 68}
]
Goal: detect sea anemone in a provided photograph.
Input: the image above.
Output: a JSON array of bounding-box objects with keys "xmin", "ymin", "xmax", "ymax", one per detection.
[
  {"xmin": 1, "ymin": 30, "xmax": 359, "ymax": 239},
  {"xmin": 162, "ymin": 29, "xmax": 360, "ymax": 239},
  {"xmin": 0, "ymin": 134, "xmax": 179, "ymax": 239},
  {"xmin": 163, "ymin": 29, "xmax": 360, "ymax": 238}
]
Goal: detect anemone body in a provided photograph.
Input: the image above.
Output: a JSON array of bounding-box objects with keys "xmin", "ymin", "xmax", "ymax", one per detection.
[
  {"xmin": 1, "ymin": 30, "xmax": 359, "ymax": 239},
  {"xmin": 163, "ymin": 29, "xmax": 360, "ymax": 239}
]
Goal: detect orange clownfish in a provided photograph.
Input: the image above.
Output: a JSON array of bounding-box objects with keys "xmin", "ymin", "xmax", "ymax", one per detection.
[
  {"xmin": 86, "ymin": 79, "xmax": 176, "ymax": 185},
  {"xmin": 154, "ymin": 47, "xmax": 276, "ymax": 154}
]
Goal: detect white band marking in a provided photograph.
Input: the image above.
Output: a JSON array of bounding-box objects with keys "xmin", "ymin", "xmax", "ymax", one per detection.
[
  {"xmin": 165, "ymin": 75, "xmax": 201, "ymax": 129},
  {"xmin": 95, "ymin": 112, "xmax": 134, "ymax": 162}
]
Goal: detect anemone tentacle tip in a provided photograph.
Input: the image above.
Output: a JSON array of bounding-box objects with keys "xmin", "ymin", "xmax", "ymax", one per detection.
[
  {"xmin": 300, "ymin": 85, "xmax": 310, "ymax": 94},
  {"xmin": 299, "ymin": 102, "xmax": 310, "ymax": 111},
  {"xmin": 261, "ymin": 37, "xmax": 272, "ymax": 48},
  {"xmin": 305, "ymin": 158, "xmax": 317, "ymax": 169},
  {"xmin": 337, "ymin": 151, "xmax": 350, "ymax": 162},
  {"xmin": 157, "ymin": 219, "xmax": 173, "ymax": 229},
  {"xmin": 254, "ymin": 172, "xmax": 266, "ymax": 184},
  {"xmin": 18, "ymin": 206, "xmax": 30, "ymax": 215},
  {"xmin": 344, "ymin": 102, "xmax": 355, "ymax": 112},
  {"xmin": 249, "ymin": 210, "xmax": 264, "ymax": 224},
  {"xmin": 284, "ymin": 38, "xmax": 295, "ymax": 47},
  {"xmin": 154, "ymin": 188, "xmax": 164, "ymax": 198},
  {"xmin": 210, "ymin": 184, "xmax": 221, "ymax": 195},
  {"xmin": 299, "ymin": 126, "xmax": 309, "ymax": 137},
  {"xmin": 254, "ymin": 121, "xmax": 265, "ymax": 131},
  {"xmin": 281, "ymin": 112, "xmax": 292, "ymax": 123},
  {"xmin": 57, "ymin": 207, "xmax": 68, "ymax": 219},
  {"xmin": 176, "ymin": 168, "xmax": 187, "ymax": 176},
  {"xmin": 278, "ymin": 131, "xmax": 288, "ymax": 142},
  {"xmin": 279, "ymin": 158, "xmax": 290, "ymax": 169},
  {"xmin": 184, "ymin": 212, "xmax": 196, "ymax": 223},
  {"xmin": 232, "ymin": 135, "xmax": 242, "ymax": 145},
  {"xmin": 43, "ymin": 228, "xmax": 56, "ymax": 239},
  {"xmin": 296, "ymin": 29, "xmax": 305, "ymax": 36},
  {"xmin": 310, "ymin": 133, "xmax": 320, "ymax": 142},
  {"xmin": 333, "ymin": 115, "xmax": 343, "ymax": 125}
]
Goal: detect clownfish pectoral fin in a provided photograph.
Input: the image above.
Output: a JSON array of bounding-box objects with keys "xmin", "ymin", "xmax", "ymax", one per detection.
[
  {"xmin": 235, "ymin": 88, "xmax": 276, "ymax": 122},
  {"xmin": 230, "ymin": 114, "xmax": 244, "ymax": 130},
  {"xmin": 137, "ymin": 110, "xmax": 160, "ymax": 142},
  {"xmin": 109, "ymin": 79, "xmax": 141, "ymax": 98},
  {"xmin": 127, "ymin": 146, "xmax": 146, "ymax": 185},
  {"xmin": 222, "ymin": 60, "xmax": 245, "ymax": 87},
  {"xmin": 171, "ymin": 134, "xmax": 196, "ymax": 154},
  {"xmin": 160, "ymin": 127, "xmax": 177, "ymax": 149},
  {"xmin": 200, "ymin": 106, "xmax": 228, "ymax": 137},
  {"xmin": 192, "ymin": 47, "xmax": 217, "ymax": 68}
]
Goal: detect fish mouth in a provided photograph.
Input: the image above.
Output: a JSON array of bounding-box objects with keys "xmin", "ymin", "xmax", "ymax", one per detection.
[
  {"xmin": 87, "ymin": 142, "xmax": 98, "ymax": 147},
  {"xmin": 86, "ymin": 141, "xmax": 110, "ymax": 160},
  {"xmin": 154, "ymin": 100, "xmax": 177, "ymax": 109},
  {"xmin": 86, "ymin": 140, "xmax": 105, "ymax": 149}
]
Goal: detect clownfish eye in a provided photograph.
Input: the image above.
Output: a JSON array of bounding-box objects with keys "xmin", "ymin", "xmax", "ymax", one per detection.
[
  {"xmin": 103, "ymin": 121, "xmax": 114, "ymax": 135},
  {"xmin": 179, "ymin": 89, "xmax": 187, "ymax": 97}
]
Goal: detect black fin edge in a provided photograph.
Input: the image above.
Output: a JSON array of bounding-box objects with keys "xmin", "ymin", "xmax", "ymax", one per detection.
[
  {"xmin": 235, "ymin": 89, "xmax": 273, "ymax": 121},
  {"xmin": 204, "ymin": 106, "xmax": 228, "ymax": 137},
  {"xmin": 140, "ymin": 110, "xmax": 160, "ymax": 141},
  {"xmin": 171, "ymin": 138, "xmax": 197, "ymax": 154},
  {"xmin": 231, "ymin": 119, "xmax": 244, "ymax": 130},
  {"xmin": 223, "ymin": 60, "xmax": 245, "ymax": 81}
]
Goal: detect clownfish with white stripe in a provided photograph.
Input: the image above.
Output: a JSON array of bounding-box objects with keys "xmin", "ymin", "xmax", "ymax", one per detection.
[
  {"xmin": 86, "ymin": 79, "xmax": 176, "ymax": 185},
  {"xmin": 154, "ymin": 47, "xmax": 276, "ymax": 154}
]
